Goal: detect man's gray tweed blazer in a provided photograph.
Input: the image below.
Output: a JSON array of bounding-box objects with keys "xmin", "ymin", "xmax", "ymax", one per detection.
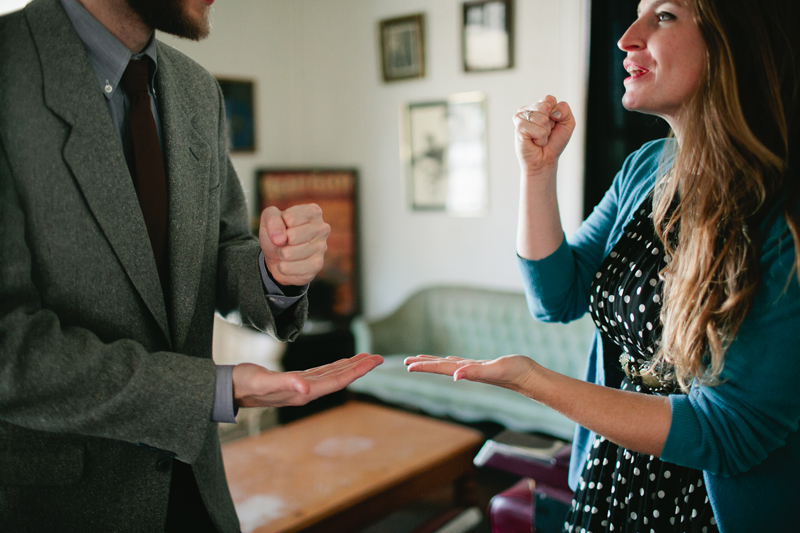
[{"xmin": 0, "ymin": 0, "xmax": 307, "ymax": 530}]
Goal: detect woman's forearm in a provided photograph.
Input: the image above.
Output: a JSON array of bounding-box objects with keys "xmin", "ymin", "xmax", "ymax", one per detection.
[
  {"xmin": 524, "ymin": 364, "xmax": 672, "ymax": 456},
  {"xmin": 406, "ymin": 354, "xmax": 672, "ymax": 455},
  {"xmin": 516, "ymin": 168, "xmax": 565, "ymax": 260}
]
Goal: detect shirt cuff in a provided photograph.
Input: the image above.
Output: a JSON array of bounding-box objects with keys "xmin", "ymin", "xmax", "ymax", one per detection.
[
  {"xmin": 211, "ymin": 364, "xmax": 237, "ymax": 424},
  {"xmin": 258, "ymin": 251, "xmax": 308, "ymax": 315}
]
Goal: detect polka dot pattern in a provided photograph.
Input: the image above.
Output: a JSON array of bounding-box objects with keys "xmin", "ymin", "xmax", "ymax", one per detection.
[
  {"xmin": 563, "ymin": 196, "xmax": 718, "ymax": 532},
  {"xmin": 588, "ymin": 195, "xmax": 679, "ymax": 394}
]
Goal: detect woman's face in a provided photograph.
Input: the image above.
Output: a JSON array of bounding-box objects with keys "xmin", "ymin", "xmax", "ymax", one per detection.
[{"xmin": 618, "ymin": 0, "xmax": 707, "ymax": 128}]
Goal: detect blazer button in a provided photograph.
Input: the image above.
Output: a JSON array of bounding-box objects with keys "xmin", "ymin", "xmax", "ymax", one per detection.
[{"xmin": 156, "ymin": 456, "xmax": 173, "ymax": 472}]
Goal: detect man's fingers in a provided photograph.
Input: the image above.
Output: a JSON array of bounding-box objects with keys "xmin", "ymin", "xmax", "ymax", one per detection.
[
  {"xmin": 281, "ymin": 203, "xmax": 324, "ymax": 228},
  {"xmin": 260, "ymin": 206, "xmax": 288, "ymax": 247},
  {"xmin": 326, "ymin": 355, "xmax": 383, "ymax": 383},
  {"xmin": 268, "ymin": 254, "xmax": 324, "ymax": 281},
  {"xmin": 284, "ymin": 220, "xmax": 331, "ymax": 246},
  {"xmin": 301, "ymin": 356, "xmax": 363, "ymax": 377},
  {"xmin": 301, "ymin": 355, "xmax": 383, "ymax": 398},
  {"xmin": 259, "ymin": 203, "xmax": 330, "ymax": 286},
  {"xmin": 278, "ymin": 237, "xmax": 328, "ymax": 263},
  {"xmin": 306, "ymin": 353, "xmax": 382, "ymax": 379}
]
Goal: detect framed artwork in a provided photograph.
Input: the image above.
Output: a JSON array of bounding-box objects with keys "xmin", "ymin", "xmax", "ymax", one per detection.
[
  {"xmin": 462, "ymin": 0, "xmax": 514, "ymax": 72},
  {"xmin": 402, "ymin": 92, "xmax": 488, "ymax": 216},
  {"xmin": 216, "ymin": 78, "xmax": 256, "ymax": 153},
  {"xmin": 256, "ymin": 169, "xmax": 360, "ymax": 321},
  {"xmin": 379, "ymin": 13, "xmax": 426, "ymax": 82}
]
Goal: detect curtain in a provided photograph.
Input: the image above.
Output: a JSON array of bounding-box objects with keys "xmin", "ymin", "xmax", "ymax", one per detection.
[{"xmin": 583, "ymin": 0, "xmax": 670, "ymax": 218}]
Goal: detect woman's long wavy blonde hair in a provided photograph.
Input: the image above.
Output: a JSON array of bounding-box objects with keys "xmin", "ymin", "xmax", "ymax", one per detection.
[{"xmin": 650, "ymin": 0, "xmax": 800, "ymax": 391}]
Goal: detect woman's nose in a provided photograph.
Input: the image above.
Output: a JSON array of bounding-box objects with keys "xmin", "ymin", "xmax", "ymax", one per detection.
[{"xmin": 618, "ymin": 19, "xmax": 646, "ymax": 51}]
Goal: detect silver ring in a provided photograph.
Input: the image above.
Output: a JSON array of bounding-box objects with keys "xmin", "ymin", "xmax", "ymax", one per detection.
[{"xmin": 524, "ymin": 109, "xmax": 533, "ymax": 121}]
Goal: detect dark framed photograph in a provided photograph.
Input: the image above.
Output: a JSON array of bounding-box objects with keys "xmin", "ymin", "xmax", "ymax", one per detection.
[
  {"xmin": 256, "ymin": 169, "xmax": 360, "ymax": 321},
  {"xmin": 379, "ymin": 13, "xmax": 426, "ymax": 82},
  {"xmin": 402, "ymin": 92, "xmax": 488, "ymax": 216},
  {"xmin": 216, "ymin": 78, "xmax": 256, "ymax": 153},
  {"xmin": 462, "ymin": 0, "xmax": 514, "ymax": 72},
  {"xmin": 405, "ymin": 100, "xmax": 449, "ymax": 210}
]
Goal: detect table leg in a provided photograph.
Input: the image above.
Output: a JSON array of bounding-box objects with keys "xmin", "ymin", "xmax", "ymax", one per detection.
[{"xmin": 453, "ymin": 471, "xmax": 479, "ymax": 508}]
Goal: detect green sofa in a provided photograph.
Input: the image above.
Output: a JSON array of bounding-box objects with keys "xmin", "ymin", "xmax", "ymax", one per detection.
[{"xmin": 348, "ymin": 285, "xmax": 596, "ymax": 440}]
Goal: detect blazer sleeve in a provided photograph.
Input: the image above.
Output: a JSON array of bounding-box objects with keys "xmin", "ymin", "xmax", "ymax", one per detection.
[{"xmin": 211, "ymin": 82, "xmax": 308, "ymax": 339}]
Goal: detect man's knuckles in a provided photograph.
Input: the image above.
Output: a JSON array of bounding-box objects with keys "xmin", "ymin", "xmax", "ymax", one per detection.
[{"xmin": 281, "ymin": 203, "xmax": 323, "ymax": 227}]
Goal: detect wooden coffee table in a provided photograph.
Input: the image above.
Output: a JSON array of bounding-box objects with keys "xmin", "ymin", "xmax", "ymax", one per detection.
[{"xmin": 221, "ymin": 401, "xmax": 484, "ymax": 533}]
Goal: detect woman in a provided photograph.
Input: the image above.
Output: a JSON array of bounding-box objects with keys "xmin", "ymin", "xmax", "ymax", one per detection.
[{"xmin": 405, "ymin": 0, "xmax": 799, "ymax": 531}]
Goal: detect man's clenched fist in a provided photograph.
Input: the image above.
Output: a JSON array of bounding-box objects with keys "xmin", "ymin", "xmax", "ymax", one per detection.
[{"xmin": 258, "ymin": 204, "xmax": 330, "ymax": 287}]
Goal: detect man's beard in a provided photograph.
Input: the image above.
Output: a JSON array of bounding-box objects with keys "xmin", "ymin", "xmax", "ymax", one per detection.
[{"xmin": 126, "ymin": 0, "xmax": 210, "ymax": 41}]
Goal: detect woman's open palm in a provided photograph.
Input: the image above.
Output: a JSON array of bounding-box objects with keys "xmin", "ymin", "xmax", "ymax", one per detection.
[{"xmin": 404, "ymin": 354, "xmax": 539, "ymax": 397}]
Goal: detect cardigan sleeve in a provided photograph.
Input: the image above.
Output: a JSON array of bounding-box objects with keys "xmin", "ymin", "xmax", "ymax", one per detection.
[
  {"xmin": 518, "ymin": 139, "xmax": 668, "ymax": 323},
  {"xmin": 661, "ymin": 215, "xmax": 800, "ymax": 476}
]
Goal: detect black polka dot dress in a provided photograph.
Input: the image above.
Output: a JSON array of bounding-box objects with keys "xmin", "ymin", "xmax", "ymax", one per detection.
[{"xmin": 563, "ymin": 196, "xmax": 719, "ymax": 533}]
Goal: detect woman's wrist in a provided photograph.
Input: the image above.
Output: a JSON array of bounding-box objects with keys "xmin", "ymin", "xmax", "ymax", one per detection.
[
  {"xmin": 519, "ymin": 162, "xmax": 558, "ymax": 184},
  {"xmin": 512, "ymin": 357, "xmax": 546, "ymax": 400}
]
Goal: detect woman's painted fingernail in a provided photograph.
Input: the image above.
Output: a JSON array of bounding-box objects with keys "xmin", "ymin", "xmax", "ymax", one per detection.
[{"xmin": 551, "ymin": 110, "xmax": 562, "ymax": 119}]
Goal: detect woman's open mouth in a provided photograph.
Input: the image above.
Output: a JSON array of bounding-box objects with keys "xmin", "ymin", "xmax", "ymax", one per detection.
[{"xmin": 623, "ymin": 61, "xmax": 649, "ymax": 81}]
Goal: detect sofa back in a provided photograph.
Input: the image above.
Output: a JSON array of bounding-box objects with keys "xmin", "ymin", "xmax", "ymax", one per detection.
[{"xmin": 366, "ymin": 286, "xmax": 594, "ymax": 379}]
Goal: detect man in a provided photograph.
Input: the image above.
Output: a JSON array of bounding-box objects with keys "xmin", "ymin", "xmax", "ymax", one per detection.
[{"xmin": 0, "ymin": 0, "xmax": 382, "ymax": 530}]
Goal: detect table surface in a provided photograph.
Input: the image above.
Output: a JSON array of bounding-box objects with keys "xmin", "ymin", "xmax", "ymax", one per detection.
[{"xmin": 222, "ymin": 401, "xmax": 484, "ymax": 533}]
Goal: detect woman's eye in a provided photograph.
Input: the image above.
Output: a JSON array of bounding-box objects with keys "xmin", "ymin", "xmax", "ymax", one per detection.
[{"xmin": 656, "ymin": 11, "xmax": 675, "ymax": 22}]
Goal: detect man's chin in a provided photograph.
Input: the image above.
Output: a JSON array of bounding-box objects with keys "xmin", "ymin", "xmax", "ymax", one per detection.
[
  {"xmin": 155, "ymin": 12, "xmax": 210, "ymax": 41},
  {"xmin": 126, "ymin": 0, "xmax": 210, "ymax": 41},
  {"xmin": 162, "ymin": 21, "xmax": 210, "ymax": 41}
]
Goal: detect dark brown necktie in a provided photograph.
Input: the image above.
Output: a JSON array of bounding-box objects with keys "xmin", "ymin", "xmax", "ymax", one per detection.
[{"xmin": 121, "ymin": 57, "xmax": 169, "ymax": 285}]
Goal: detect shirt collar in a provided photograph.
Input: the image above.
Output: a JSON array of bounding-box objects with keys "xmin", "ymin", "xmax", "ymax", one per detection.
[{"xmin": 60, "ymin": 0, "xmax": 159, "ymax": 101}]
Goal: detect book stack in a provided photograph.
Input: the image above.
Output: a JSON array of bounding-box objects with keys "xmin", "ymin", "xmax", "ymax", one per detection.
[
  {"xmin": 478, "ymin": 431, "xmax": 574, "ymax": 533},
  {"xmin": 474, "ymin": 430, "xmax": 571, "ymax": 491}
]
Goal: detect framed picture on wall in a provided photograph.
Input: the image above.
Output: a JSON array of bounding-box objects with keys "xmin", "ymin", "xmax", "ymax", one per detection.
[
  {"xmin": 405, "ymin": 100, "xmax": 449, "ymax": 210},
  {"xmin": 379, "ymin": 13, "xmax": 426, "ymax": 82},
  {"xmin": 402, "ymin": 92, "xmax": 488, "ymax": 216},
  {"xmin": 216, "ymin": 78, "xmax": 256, "ymax": 152},
  {"xmin": 462, "ymin": 0, "xmax": 514, "ymax": 72},
  {"xmin": 256, "ymin": 169, "xmax": 360, "ymax": 321}
]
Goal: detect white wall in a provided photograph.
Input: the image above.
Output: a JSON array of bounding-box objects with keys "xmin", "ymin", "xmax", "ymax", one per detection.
[
  {"xmin": 0, "ymin": 0, "xmax": 30, "ymax": 15},
  {"xmin": 162, "ymin": 0, "xmax": 589, "ymax": 318}
]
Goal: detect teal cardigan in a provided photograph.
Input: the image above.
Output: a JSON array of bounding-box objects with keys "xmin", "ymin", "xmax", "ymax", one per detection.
[{"xmin": 518, "ymin": 139, "xmax": 800, "ymax": 532}]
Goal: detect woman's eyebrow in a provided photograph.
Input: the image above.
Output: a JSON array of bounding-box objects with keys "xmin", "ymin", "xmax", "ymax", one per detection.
[{"xmin": 638, "ymin": 0, "xmax": 679, "ymax": 16}]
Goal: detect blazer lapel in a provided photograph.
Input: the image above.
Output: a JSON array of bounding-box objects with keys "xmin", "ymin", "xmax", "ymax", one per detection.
[
  {"xmin": 155, "ymin": 44, "xmax": 211, "ymax": 351},
  {"xmin": 26, "ymin": 0, "xmax": 171, "ymax": 345}
]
